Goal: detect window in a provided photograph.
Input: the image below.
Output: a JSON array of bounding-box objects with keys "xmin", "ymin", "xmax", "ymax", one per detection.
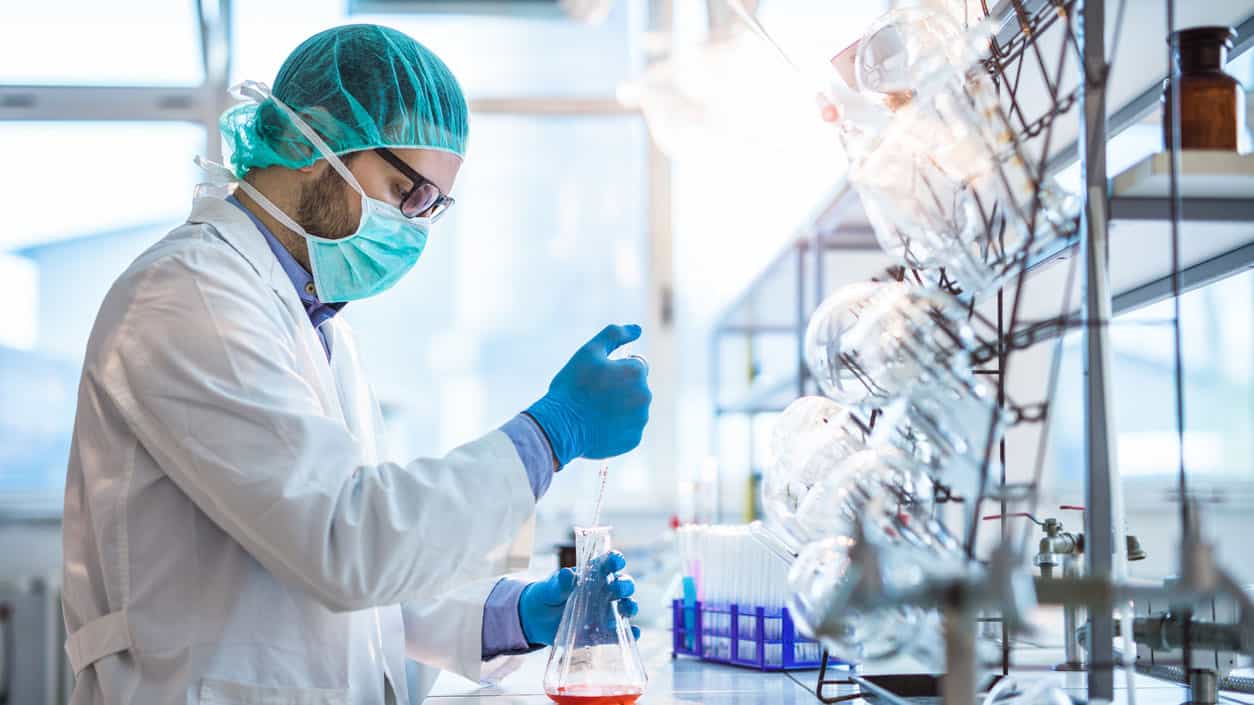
[
  {"xmin": 1050, "ymin": 270, "xmax": 1252, "ymax": 484},
  {"xmin": 345, "ymin": 114, "xmax": 652, "ymax": 511},
  {"xmin": 1048, "ymin": 270, "xmax": 1253, "ymax": 581},
  {"xmin": 1109, "ymin": 272, "xmax": 1252, "ymax": 480},
  {"xmin": 231, "ymin": 0, "xmax": 643, "ymax": 98},
  {"xmin": 0, "ymin": 122, "xmax": 204, "ymax": 516},
  {"xmin": 0, "ymin": 123, "xmax": 205, "ymax": 250},
  {"xmin": 0, "ymin": 0, "xmax": 202, "ymax": 86}
]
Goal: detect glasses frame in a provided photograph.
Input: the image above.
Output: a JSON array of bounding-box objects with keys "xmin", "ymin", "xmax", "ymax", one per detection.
[{"xmin": 373, "ymin": 147, "xmax": 456, "ymax": 222}]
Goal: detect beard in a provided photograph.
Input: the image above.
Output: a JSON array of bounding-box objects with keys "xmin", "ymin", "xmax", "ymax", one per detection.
[{"xmin": 294, "ymin": 165, "xmax": 359, "ymax": 240}]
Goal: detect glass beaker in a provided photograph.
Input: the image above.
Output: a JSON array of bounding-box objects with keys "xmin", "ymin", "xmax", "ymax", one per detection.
[{"xmin": 543, "ymin": 526, "xmax": 647, "ymax": 705}]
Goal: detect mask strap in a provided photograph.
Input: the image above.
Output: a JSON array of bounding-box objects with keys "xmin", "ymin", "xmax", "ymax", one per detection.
[
  {"xmin": 234, "ymin": 179, "xmax": 316, "ymax": 240},
  {"xmin": 193, "ymin": 155, "xmax": 317, "ymax": 241},
  {"xmin": 233, "ymin": 80, "xmax": 368, "ymax": 198}
]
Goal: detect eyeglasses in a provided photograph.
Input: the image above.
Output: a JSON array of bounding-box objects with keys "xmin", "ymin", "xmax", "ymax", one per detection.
[{"xmin": 374, "ymin": 148, "xmax": 456, "ymax": 222}]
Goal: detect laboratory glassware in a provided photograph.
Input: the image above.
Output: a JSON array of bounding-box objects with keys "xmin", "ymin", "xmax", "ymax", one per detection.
[
  {"xmin": 543, "ymin": 526, "xmax": 647, "ymax": 705},
  {"xmin": 1163, "ymin": 27, "xmax": 1247, "ymax": 151},
  {"xmin": 805, "ymin": 282, "xmax": 1005, "ymax": 488},
  {"xmin": 792, "ymin": 446, "xmax": 933, "ymax": 542},
  {"xmin": 802, "ymin": 282, "xmax": 904, "ymax": 407},
  {"xmin": 762, "ymin": 396, "xmax": 867, "ymax": 543},
  {"xmin": 845, "ymin": 7, "xmax": 1077, "ymax": 298},
  {"xmin": 787, "ymin": 534, "xmax": 944, "ymax": 666},
  {"xmin": 784, "ymin": 445, "xmax": 963, "ymax": 665}
]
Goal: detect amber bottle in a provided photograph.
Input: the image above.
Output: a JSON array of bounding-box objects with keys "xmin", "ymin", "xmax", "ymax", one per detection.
[{"xmin": 1162, "ymin": 26, "xmax": 1247, "ymax": 151}]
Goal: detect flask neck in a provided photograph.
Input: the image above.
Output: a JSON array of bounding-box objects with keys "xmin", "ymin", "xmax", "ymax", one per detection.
[
  {"xmin": 574, "ymin": 526, "xmax": 612, "ymax": 570},
  {"xmin": 1170, "ymin": 27, "xmax": 1235, "ymax": 74}
]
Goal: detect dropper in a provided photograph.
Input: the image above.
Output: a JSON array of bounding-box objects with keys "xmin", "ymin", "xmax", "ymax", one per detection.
[
  {"xmin": 590, "ymin": 461, "xmax": 610, "ymax": 529},
  {"xmin": 587, "ymin": 341, "xmax": 645, "ymax": 531},
  {"xmin": 575, "ymin": 464, "xmax": 610, "ymax": 585}
]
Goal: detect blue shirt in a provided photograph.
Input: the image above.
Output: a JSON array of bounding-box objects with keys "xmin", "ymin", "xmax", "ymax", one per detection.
[
  {"xmin": 226, "ymin": 196, "xmax": 553, "ymax": 659},
  {"xmin": 226, "ymin": 196, "xmax": 344, "ymax": 361}
]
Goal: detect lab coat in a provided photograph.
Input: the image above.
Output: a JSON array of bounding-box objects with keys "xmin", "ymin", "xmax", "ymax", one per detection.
[{"xmin": 61, "ymin": 194, "xmax": 537, "ymax": 705}]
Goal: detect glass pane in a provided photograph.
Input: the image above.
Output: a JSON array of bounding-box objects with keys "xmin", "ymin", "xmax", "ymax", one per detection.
[
  {"xmin": 1048, "ymin": 270, "xmax": 1254, "ymax": 581},
  {"xmin": 1110, "ymin": 271, "xmax": 1253, "ymax": 479},
  {"xmin": 232, "ymin": 0, "xmax": 642, "ymax": 97},
  {"xmin": 0, "ymin": 0, "xmax": 202, "ymax": 85},
  {"xmin": 0, "ymin": 123, "xmax": 205, "ymax": 250},
  {"xmin": 0, "ymin": 122, "xmax": 204, "ymax": 516},
  {"xmin": 372, "ymin": 5, "xmax": 642, "ymax": 98},
  {"xmin": 0, "ymin": 347, "xmax": 79, "ymax": 518},
  {"xmin": 1051, "ymin": 270, "xmax": 1253, "ymax": 479},
  {"xmin": 347, "ymin": 114, "xmax": 651, "ymax": 514}
]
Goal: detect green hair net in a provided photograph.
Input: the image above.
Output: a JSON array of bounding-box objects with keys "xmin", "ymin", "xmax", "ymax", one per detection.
[{"xmin": 220, "ymin": 24, "xmax": 468, "ymax": 177}]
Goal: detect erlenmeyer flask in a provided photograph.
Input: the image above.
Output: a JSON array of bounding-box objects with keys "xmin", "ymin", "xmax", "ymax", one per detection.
[{"xmin": 543, "ymin": 526, "xmax": 647, "ymax": 705}]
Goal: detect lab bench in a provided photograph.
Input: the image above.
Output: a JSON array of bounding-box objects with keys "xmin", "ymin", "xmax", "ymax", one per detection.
[
  {"xmin": 425, "ymin": 630, "xmax": 1205, "ymax": 705},
  {"xmin": 427, "ymin": 629, "xmax": 820, "ymax": 704}
]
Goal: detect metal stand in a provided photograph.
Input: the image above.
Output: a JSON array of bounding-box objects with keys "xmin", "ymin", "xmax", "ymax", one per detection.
[
  {"xmin": 1185, "ymin": 670, "xmax": 1219, "ymax": 705},
  {"xmin": 776, "ymin": 0, "xmax": 1254, "ymax": 702},
  {"xmin": 1077, "ymin": 0, "xmax": 1119, "ymax": 699},
  {"xmin": 941, "ymin": 606, "xmax": 978, "ymax": 705},
  {"xmin": 1056, "ymin": 556, "xmax": 1087, "ymax": 672},
  {"xmin": 815, "ymin": 651, "xmax": 945, "ymax": 705}
]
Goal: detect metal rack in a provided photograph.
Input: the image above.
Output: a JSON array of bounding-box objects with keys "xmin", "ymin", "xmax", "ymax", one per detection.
[
  {"xmin": 708, "ymin": 188, "xmax": 882, "ymax": 520},
  {"xmin": 875, "ymin": 0, "xmax": 1253, "ymax": 702},
  {"xmin": 715, "ymin": 0, "xmax": 1254, "ymax": 703}
]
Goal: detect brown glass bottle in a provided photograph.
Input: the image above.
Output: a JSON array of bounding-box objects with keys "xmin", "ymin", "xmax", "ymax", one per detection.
[{"xmin": 1163, "ymin": 27, "xmax": 1247, "ymax": 151}]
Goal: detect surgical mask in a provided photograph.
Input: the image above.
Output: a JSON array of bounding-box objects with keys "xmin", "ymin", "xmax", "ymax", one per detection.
[{"xmin": 199, "ymin": 80, "xmax": 431, "ymax": 303}]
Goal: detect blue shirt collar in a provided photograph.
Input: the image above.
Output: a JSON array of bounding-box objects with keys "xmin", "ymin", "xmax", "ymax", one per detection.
[{"xmin": 225, "ymin": 194, "xmax": 344, "ymax": 316}]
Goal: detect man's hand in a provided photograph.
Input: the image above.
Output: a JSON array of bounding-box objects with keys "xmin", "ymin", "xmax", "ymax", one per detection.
[
  {"xmin": 518, "ymin": 551, "xmax": 640, "ymax": 647},
  {"xmin": 526, "ymin": 325, "xmax": 652, "ymax": 466}
]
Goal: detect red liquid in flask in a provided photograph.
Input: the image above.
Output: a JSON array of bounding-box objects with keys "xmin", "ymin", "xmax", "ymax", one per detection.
[{"xmin": 546, "ymin": 685, "xmax": 644, "ymax": 705}]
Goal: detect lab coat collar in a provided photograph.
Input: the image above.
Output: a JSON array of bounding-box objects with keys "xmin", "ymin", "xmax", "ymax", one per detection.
[{"xmin": 186, "ymin": 194, "xmax": 298, "ymax": 304}]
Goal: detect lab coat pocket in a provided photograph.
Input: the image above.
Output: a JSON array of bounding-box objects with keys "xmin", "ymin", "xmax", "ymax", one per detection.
[{"xmin": 199, "ymin": 677, "xmax": 350, "ymax": 705}]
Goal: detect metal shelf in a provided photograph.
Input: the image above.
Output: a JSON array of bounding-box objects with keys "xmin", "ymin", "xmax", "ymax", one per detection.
[
  {"xmin": 709, "ymin": 186, "xmax": 887, "ymax": 521},
  {"xmin": 1110, "ymin": 197, "xmax": 1254, "ymax": 222},
  {"xmin": 714, "ymin": 227, "xmax": 881, "ymax": 332},
  {"xmin": 1016, "ymin": 197, "xmax": 1254, "ymax": 324},
  {"xmin": 1043, "ymin": 12, "xmax": 1254, "ymax": 177},
  {"xmin": 714, "ymin": 375, "xmax": 800, "ymax": 417}
]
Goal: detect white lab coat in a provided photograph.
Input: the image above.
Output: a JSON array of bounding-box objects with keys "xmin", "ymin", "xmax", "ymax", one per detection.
[{"xmin": 61, "ymin": 194, "xmax": 537, "ymax": 705}]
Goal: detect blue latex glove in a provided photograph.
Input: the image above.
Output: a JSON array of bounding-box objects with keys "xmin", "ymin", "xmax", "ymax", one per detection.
[
  {"xmin": 518, "ymin": 551, "xmax": 641, "ymax": 647},
  {"xmin": 526, "ymin": 325, "xmax": 652, "ymax": 466}
]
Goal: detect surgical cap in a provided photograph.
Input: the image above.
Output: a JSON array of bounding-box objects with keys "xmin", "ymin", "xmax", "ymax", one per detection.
[{"xmin": 220, "ymin": 24, "xmax": 469, "ymax": 177}]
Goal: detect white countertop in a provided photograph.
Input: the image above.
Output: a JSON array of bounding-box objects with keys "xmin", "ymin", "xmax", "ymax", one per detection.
[
  {"xmin": 425, "ymin": 631, "xmax": 1213, "ymax": 705},
  {"xmin": 427, "ymin": 630, "xmax": 822, "ymax": 704}
]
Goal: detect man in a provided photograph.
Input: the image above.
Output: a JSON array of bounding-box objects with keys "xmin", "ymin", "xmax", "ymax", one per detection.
[{"xmin": 61, "ymin": 24, "xmax": 651, "ymax": 705}]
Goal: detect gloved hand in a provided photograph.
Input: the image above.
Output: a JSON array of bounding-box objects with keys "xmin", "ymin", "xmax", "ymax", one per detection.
[
  {"xmin": 518, "ymin": 551, "xmax": 640, "ymax": 647},
  {"xmin": 526, "ymin": 325, "xmax": 652, "ymax": 466}
]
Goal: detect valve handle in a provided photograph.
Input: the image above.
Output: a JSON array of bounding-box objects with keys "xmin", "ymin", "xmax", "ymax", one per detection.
[
  {"xmin": 982, "ymin": 512, "xmax": 1045, "ymax": 527},
  {"xmin": 1059, "ymin": 505, "xmax": 1085, "ymax": 512}
]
